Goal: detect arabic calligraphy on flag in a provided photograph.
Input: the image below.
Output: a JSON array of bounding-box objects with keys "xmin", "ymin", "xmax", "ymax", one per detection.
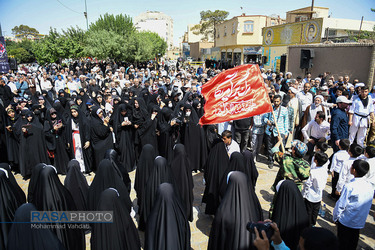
[{"xmin": 199, "ymin": 64, "xmax": 272, "ymax": 125}]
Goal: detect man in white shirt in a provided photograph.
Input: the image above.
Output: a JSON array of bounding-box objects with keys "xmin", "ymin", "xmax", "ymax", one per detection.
[
  {"xmin": 222, "ymin": 130, "xmax": 240, "ymax": 157},
  {"xmin": 7, "ymin": 76, "xmax": 18, "ymax": 94},
  {"xmin": 40, "ymin": 73, "xmax": 53, "ymax": 92},
  {"xmin": 348, "ymin": 86, "xmax": 374, "ymax": 147},
  {"xmin": 66, "ymin": 76, "xmax": 78, "ymax": 93},
  {"xmin": 302, "ymin": 111, "xmax": 330, "ymax": 159},
  {"xmin": 296, "ymin": 83, "xmax": 313, "ymax": 112},
  {"xmin": 54, "ymin": 75, "xmax": 66, "ymax": 95}
]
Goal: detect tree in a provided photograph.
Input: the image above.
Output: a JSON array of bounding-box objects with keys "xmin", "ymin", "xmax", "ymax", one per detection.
[
  {"xmin": 190, "ymin": 10, "xmax": 229, "ymax": 40},
  {"xmin": 11, "ymin": 25, "xmax": 41, "ymax": 39},
  {"xmin": 6, "ymin": 39, "xmax": 35, "ymax": 63},
  {"xmin": 89, "ymin": 13, "xmax": 135, "ymax": 37},
  {"xmin": 84, "ymin": 30, "xmax": 129, "ymax": 61}
]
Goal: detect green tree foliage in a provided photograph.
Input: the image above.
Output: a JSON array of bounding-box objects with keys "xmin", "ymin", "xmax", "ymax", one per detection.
[
  {"xmin": 6, "ymin": 39, "xmax": 35, "ymax": 63},
  {"xmin": 33, "ymin": 28, "xmax": 84, "ymax": 64},
  {"xmin": 84, "ymin": 30, "xmax": 129, "ymax": 61},
  {"xmin": 19, "ymin": 13, "xmax": 167, "ymax": 64},
  {"xmin": 89, "ymin": 13, "xmax": 135, "ymax": 37},
  {"xmin": 190, "ymin": 10, "xmax": 229, "ymax": 40},
  {"xmin": 11, "ymin": 25, "xmax": 41, "ymax": 39}
]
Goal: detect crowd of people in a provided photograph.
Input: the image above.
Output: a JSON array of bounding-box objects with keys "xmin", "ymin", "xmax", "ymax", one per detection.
[{"xmin": 0, "ymin": 59, "xmax": 374, "ymax": 250}]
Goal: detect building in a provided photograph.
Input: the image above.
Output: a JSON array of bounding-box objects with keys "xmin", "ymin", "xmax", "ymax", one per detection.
[
  {"xmin": 134, "ymin": 11, "xmax": 174, "ymax": 50},
  {"xmin": 215, "ymin": 14, "xmax": 284, "ymax": 66},
  {"xmin": 287, "ymin": 43, "xmax": 375, "ymax": 87},
  {"xmin": 180, "ymin": 24, "xmax": 215, "ymax": 60},
  {"xmin": 262, "ymin": 6, "xmax": 375, "ymax": 71},
  {"xmin": 189, "ymin": 41, "xmax": 214, "ymax": 61}
]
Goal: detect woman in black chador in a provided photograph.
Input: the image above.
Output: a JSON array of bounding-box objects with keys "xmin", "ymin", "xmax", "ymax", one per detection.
[
  {"xmin": 132, "ymin": 97, "xmax": 159, "ymax": 156},
  {"xmin": 64, "ymin": 159, "xmax": 89, "ymax": 211},
  {"xmin": 31, "ymin": 166, "xmax": 85, "ymax": 250},
  {"xmin": 65, "ymin": 105, "xmax": 92, "ymax": 173},
  {"xmin": 91, "ymin": 188, "xmax": 141, "ymax": 250},
  {"xmin": 0, "ymin": 169, "xmax": 24, "ymax": 250},
  {"xmin": 90, "ymin": 106, "xmax": 114, "ymax": 172},
  {"xmin": 271, "ymin": 180, "xmax": 309, "ymax": 250},
  {"xmin": 134, "ymin": 144, "xmax": 156, "ymax": 213},
  {"xmin": 113, "ymin": 103, "xmax": 136, "ymax": 172},
  {"xmin": 88, "ymin": 159, "xmax": 132, "ymax": 213},
  {"xmin": 138, "ymin": 156, "xmax": 173, "ymax": 231},
  {"xmin": 145, "ymin": 183, "xmax": 191, "ymax": 250},
  {"xmin": 208, "ymin": 171, "xmax": 263, "ymax": 250},
  {"xmin": 16, "ymin": 110, "xmax": 49, "ymax": 178},
  {"xmin": 170, "ymin": 144, "xmax": 194, "ymax": 222},
  {"xmin": 44, "ymin": 107, "xmax": 70, "ymax": 174},
  {"xmin": 7, "ymin": 203, "xmax": 65, "ymax": 250},
  {"xmin": 202, "ymin": 139, "xmax": 229, "ymax": 215}
]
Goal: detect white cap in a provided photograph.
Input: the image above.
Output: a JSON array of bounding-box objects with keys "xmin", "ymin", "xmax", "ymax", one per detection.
[
  {"xmin": 314, "ymin": 95, "xmax": 323, "ymax": 101},
  {"xmin": 289, "ymin": 87, "xmax": 298, "ymax": 94},
  {"xmin": 336, "ymin": 96, "xmax": 352, "ymax": 104},
  {"xmin": 355, "ymin": 83, "xmax": 365, "ymax": 88},
  {"xmin": 286, "ymin": 72, "xmax": 292, "ymax": 76}
]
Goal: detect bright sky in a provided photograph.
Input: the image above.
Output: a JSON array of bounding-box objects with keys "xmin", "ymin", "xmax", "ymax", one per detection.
[{"xmin": 1, "ymin": 0, "xmax": 374, "ymax": 46}]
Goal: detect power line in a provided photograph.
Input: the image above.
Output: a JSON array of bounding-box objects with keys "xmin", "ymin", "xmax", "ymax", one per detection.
[{"xmin": 55, "ymin": 0, "xmax": 82, "ymax": 14}]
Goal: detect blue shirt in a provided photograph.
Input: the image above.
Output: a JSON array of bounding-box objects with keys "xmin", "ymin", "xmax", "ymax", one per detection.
[
  {"xmin": 333, "ymin": 177, "xmax": 373, "ymax": 229},
  {"xmin": 272, "ymin": 241, "xmax": 290, "ymax": 250},
  {"xmin": 330, "ymin": 108, "xmax": 349, "ymax": 142},
  {"xmin": 252, "ymin": 114, "xmax": 265, "ymax": 135},
  {"xmin": 264, "ymin": 106, "xmax": 289, "ymax": 136}
]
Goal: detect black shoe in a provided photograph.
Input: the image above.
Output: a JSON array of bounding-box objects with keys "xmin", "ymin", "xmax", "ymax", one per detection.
[{"xmin": 268, "ymin": 162, "xmax": 274, "ymax": 169}]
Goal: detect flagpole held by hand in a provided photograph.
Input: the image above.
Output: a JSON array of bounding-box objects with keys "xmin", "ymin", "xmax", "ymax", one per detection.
[{"xmin": 271, "ymin": 109, "xmax": 286, "ymax": 154}]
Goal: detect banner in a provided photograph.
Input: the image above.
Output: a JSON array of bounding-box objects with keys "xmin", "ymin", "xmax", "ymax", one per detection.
[
  {"xmin": 199, "ymin": 64, "xmax": 272, "ymax": 125},
  {"xmin": 0, "ymin": 36, "xmax": 10, "ymax": 73}
]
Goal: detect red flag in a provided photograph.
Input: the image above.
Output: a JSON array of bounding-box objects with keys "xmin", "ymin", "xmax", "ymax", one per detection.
[{"xmin": 199, "ymin": 64, "xmax": 272, "ymax": 125}]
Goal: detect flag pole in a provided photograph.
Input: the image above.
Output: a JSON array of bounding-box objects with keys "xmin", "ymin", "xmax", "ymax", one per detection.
[{"xmin": 271, "ymin": 109, "xmax": 286, "ymax": 153}]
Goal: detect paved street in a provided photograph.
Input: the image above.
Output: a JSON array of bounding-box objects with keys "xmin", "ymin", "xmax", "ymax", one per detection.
[{"xmin": 14, "ymin": 151, "xmax": 375, "ymax": 250}]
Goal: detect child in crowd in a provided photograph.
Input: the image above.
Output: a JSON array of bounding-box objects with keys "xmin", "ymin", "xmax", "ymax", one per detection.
[
  {"xmin": 303, "ymin": 152, "xmax": 329, "ymax": 226},
  {"xmin": 329, "ymin": 139, "xmax": 350, "ymax": 199},
  {"xmin": 104, "ymin": 95, "xmax": 113, "ymax": 117},
  {"xmin": 310, "ymin": 141, "xmax": 329, "ymax": 169},
  {"xmin": 333, "ymin": 160, "xmax": 373, "ymax": 250},
  {"xmin": 364, "ymin": 146, "xmax": 375, "ymax": 190},
  {"xmin": 335, "ymin": 144, "xmax": 365, "ymax": 196}
]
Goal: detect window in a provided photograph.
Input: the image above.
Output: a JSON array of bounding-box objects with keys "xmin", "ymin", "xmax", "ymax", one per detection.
[
  {"xmin": 224, "ymin": 25, "xmax": 227, "ymax": 36},
  {"xmin": 232, "ymin": 22, "xmax": 236, "ymax": 34},
  {"xmin": 244, "ymin": 21, "xmax": 254, "ymax": 33}
]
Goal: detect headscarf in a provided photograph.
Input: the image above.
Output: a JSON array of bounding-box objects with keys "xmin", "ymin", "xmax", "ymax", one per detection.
[
  {"xmin": 271, "ymin": 180, "xmax": 309, "ymax": 250},
  {"xmin": 90, "ymin": 188, "xmax": 141, "ymax": 250},
  {"xmin": 145, "ymin": 183, "xmax": 191, "ymax": 250},
  {"xmin": 7, "ymin": 203, "xmax": 65, "ymax": 250},
  {"xmin": 208, "ymin": 171, "xmax": 263, "ymax": 250}
]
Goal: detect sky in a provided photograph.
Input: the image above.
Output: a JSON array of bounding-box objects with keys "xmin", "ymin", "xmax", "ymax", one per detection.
[{"xmin": 1, "ymin": 0, "xmax": 374, "ymax": 46}]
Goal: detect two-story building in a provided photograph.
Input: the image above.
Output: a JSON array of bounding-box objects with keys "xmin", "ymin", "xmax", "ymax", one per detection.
[{"xmin": 215, "ymin": 14, "xmax": 284, "ymax": 66}]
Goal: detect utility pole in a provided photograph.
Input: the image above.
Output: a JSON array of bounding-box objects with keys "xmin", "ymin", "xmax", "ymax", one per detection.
[
  {"xmin": 0, "ymin": 23, "xmax": 2, "ymax": 37},
  {"xmin": 84, "ymin": 0, "xmax": 89, "ymax": 30},
  {"xmin": 358, "ymin": 16, "xmax": 364, "ymax": 39},
  {"xmin": 310, "ymin": 0, "xmax": 314, "ymax": 19}
]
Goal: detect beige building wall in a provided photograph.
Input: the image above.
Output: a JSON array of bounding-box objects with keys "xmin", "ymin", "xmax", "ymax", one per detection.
[
  {"xmin": 215, "ymin": 15, "xmax": 284, "ymax": 65},
  {"xmin": 287, "ymin": 43, "xmax": 375, "ymax": 86},
  {"xmin": 286, "ymin": 6, "xmax": 329, "ymax": 23},
  {"xmin": 189, "ymin": 42, "xmax": 214, "ymax": 60}
]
